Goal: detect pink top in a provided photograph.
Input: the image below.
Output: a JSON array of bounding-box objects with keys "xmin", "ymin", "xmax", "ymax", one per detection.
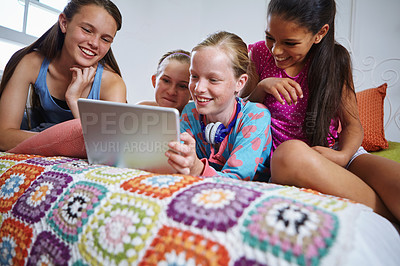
[{"xmin": 249, "ymin": 41, "xmax": 339, "ymax": 150}]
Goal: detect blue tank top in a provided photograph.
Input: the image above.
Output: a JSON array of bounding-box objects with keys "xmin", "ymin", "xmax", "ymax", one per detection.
[{"xmin": 33, "ymin": 58, "xmax": 103, "ymax": 124}]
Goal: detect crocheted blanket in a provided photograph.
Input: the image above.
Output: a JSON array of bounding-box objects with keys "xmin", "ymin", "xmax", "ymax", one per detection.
[{"xmin": 0, "ymin": 152, "xmax": 370, "ymax": 265}]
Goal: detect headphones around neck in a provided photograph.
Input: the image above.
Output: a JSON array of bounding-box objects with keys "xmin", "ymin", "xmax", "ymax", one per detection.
[{"xmin": 200, "ymin": 98, "xmax": 241, "ymax": 144}]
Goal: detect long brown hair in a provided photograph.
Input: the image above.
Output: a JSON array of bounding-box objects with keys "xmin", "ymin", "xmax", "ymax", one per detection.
[
  {"xmin": 268, "ymin": 0, "xmax": 355, "ymax": 147},
  {"xmin": 0, "ymin": 0, "xmax": 122, "ymax": 104}
]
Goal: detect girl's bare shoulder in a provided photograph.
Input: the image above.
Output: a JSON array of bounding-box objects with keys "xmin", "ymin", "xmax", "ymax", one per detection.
[
  {"xmin": 99, "ymin": 65, "xmax": 127, "ymax": 102},
  {"xmin": 20, "ymin": 51, "xmax": 45, "ymax": 67},
  {"xmin": 100, "ymin": 64, "xmax": 125, "ymax": 87},
  {"xmin": 18, "ymin": 51, "xmax": 45, "ymax": 82}
]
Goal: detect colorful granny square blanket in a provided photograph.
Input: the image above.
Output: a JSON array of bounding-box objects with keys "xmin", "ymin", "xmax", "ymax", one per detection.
[{"xmin": 0, "ymin": 152, "xmax": 370, "ymax": 265}]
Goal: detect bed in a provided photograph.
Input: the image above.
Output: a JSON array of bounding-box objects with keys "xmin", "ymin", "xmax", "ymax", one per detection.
[
  {"xmin": 2, "ymin": 97, "xmax": 400, "ymax": 266},
  {"xmin": 1, "ymin": 38, "xmax": 400, "ymax": 266},
  {"xmin": 1, "ymin": 151, "xmax": 399, "ymax": 266},
  {"xmin": 2, "ymin": 95, "xmax": 400, "ymax": 265}
]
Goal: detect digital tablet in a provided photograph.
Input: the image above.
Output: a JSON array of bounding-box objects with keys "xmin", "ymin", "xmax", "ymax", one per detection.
[{"xmin": 78, "ymin": 98, "xmax": 180, "ymax": 174}]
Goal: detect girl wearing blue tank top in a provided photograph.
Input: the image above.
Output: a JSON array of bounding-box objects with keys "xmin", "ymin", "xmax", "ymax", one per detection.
[{"xmin": 0, "ymin": 0, "xmax": 126, "ymax": 151}]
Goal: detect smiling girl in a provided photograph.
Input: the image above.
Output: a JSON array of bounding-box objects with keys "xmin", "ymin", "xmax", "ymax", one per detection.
[
  {"xmin": 138, "ymin": 49, "xmax": 191, "ymax": 113},
  {"xmin": 240, "ymin": 0, "xmax": 400, "ymax": 222},
  {"xmin": 166, "ymin": 31, "xmax": 272, "ymax": 181},
  {"xmin": 0, "ymin": 0, "xmax": 126, "ymax": 151}
]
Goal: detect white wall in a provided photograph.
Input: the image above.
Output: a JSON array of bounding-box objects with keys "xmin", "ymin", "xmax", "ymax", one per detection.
[
  {"xmin": 111, "ymin": 0, "xmax": 267, "ymax": 104},
  {"xmin": 3, "ymin": 0, "xmax": 397, "ymax": 141},
  {"xmin": 111, "ymin": 0, "xmax": 400, "ymax": 141},
  {"xmin": 337, "ymin": 0, "xmax": 400, "ymax": 142}
]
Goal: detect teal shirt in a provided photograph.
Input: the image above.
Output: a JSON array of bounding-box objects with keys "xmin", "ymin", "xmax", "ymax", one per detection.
[{"xmin": 180, "ymin": 98, "xmax": 272, "ymax": 181}]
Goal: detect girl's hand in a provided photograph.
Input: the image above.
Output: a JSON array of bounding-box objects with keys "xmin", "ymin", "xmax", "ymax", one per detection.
[
  {"xmin": 166, "ymin": 132, "xmax": 204, "ymax": 175},
  {"xmin": 312, "ymin": 146, "xmax": 350, "ymax": 167},
  {"xmin": 65, "ymin": 66, "xmax": 97, "ymax": 102},
  {"xmin": 65, "ymin": 66, "xmax": 97, "ymax": 118},
  {"xmin": 258, "ymin": 77, "xmax": 303, "ymax": 105}
]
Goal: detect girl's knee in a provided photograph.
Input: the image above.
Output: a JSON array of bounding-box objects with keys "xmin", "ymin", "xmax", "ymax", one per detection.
[
  {"xmin": 270, "ymin": 140, "xmax": 310, "ymax": 184},
  {"xmin": 272, "ymin": 140, "xmax": 309, "ymax": 167}
]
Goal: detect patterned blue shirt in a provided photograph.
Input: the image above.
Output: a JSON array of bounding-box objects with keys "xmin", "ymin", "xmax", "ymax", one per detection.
[{"xmin": 180, "ymin": 98, "xmax": 272, "ymax": 181}]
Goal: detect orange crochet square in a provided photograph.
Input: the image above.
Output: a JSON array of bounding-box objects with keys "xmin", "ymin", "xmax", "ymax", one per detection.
[
  {"xmin": 0, "ymin": 218, "xmax": 33, "ymax": 265},
  {"xmin": 356, "ymin": 83, "xmax": 388, "ymax": 151},
  {"xmin": 0, "ymin": 163, "xmax": 45, "ymax": 212},
  {"xmin": 139, "ymin": 226, "xmax": 229, "ymax": 266},
  {"xmin": 120, "ymin": 174, "xmax": 202, "ymax": 199}
]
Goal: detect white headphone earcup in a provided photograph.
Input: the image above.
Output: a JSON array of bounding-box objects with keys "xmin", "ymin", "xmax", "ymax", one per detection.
[
  {"xmin": 210, "ymin": 122, "xmax": 222, "ymax": 145},
  {"xmin": 204, "ymin": 123, "xmax": 214, "ymax": 144}
]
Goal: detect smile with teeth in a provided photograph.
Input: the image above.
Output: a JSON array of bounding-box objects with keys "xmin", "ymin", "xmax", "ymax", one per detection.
[
  {"xmin": 275, "ymin": 56, "xmax": 290, "ymax": 62},
  {"xmin": 80, "ymin": 47, "xmax": 95, "ymax": 56},
  {"xmin": 196, "ymin": 96, "xmax": 212, "ymax": 103}
]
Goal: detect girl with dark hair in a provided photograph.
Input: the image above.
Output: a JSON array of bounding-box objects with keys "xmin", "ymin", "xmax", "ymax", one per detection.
[
  {"xmin": 0, "ymin": 0, "xmax": 126, "ymax": 151},
  {"xmin": 240, "ymin": 0, "xmax": 400, "ymax": 223}
]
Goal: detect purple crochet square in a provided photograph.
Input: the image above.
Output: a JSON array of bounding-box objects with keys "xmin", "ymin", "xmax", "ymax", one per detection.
[
  {"xmin": 25, "ymin": 157, "xmax": 77, "ymax": 166},
  {"xmin": 167, "ymin": 182, "xmax": 262, "ymax": 232},
  {"xmin": 234, "ymin": 257, "xmax": 267, "ymax": 266},
  {"xmin": 12, "ymin": 171, "xmax": 72, "ymax": 223},
  {"xmin": 27, "ymin": 231, "xmax": 70, "ymax": 265}
]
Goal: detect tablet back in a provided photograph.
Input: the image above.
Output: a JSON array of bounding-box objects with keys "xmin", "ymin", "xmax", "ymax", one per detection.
[{"xmin": 78, "ymin": 99, "xmax": 180, "ymax": 174}]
